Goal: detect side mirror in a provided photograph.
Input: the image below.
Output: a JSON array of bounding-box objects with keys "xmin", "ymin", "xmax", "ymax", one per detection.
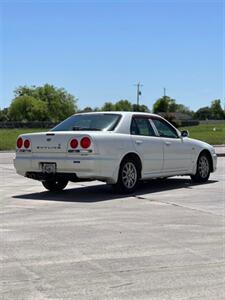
[{"xmin": 181, "ymin": 130, "xmax": 189, "ymax": 138}]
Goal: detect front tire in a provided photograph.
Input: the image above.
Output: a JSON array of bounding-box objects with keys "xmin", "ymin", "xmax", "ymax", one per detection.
[
  {"xmin": 42, "ymin": 179, "xmax": 68, "ymax": 192},
  {"xmin": 191, "ymin": 153, "xmax": 210, "ymax": 183},
  {"xmin": 113, "ymin": 158, "xmax": 140, "ymax": 193}
]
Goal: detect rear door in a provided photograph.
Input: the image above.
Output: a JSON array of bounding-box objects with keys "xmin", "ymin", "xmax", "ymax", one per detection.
[{"xmin": 130, "ymin": 116, "xmax": 163, "ymax": 176}]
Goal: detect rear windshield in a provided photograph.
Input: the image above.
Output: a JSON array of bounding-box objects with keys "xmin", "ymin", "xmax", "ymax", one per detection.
[{"xmin": 52, "ymin": 114, "xmax": 121, "ymax": 132}]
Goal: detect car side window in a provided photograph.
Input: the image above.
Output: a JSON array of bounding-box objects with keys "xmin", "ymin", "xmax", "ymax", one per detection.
[
  {"xmin": 152, "ymin": 118, "xmax": 178, "ymax": 138},
  {"xmin": 131, "ymin": 118, "xmax": 156, "ymax": 136}
]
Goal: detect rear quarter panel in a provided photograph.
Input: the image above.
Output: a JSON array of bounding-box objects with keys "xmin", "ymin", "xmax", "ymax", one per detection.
[{"xmin": 92, "ymin": 132, "xmax": 139, "ymax": 182}]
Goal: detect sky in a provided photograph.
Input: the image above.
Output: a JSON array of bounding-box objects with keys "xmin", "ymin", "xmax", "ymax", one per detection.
[{"xmin": 0, "ymin": 0, "xmax": 224, "ymax": 111}]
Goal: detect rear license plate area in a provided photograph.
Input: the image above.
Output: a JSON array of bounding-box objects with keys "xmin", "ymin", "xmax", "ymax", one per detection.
[{"xmin": 40, "ymin": 162, "xmax": 56, "ymax": 174}]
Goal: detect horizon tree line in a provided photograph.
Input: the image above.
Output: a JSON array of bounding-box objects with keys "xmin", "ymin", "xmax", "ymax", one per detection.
[{"xmin": 0, "ymin": 84, "xmax": 224, "ymax": 123}]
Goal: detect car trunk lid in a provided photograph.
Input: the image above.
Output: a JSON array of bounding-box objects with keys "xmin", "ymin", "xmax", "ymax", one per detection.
[{"xmin": 25, "ymin": 131, "xmax": 96, "ymax": 154}]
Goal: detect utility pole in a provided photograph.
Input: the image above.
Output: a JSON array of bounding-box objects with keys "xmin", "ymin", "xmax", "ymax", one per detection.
[
  {"xmin": 163, "ymin": 87, "xmax": 166, "ymax": 97},
  {"xmin": 134, "ymin": 82, "xmax": 143, "ymax": 106}
]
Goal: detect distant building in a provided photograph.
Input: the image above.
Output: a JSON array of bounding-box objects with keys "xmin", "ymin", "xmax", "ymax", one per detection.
[{"xmin": 158, "ymin": 112, "xmax": 199, "ymax": 127}]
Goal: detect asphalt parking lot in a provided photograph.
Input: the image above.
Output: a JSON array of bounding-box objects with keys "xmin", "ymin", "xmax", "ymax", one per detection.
[{"xmin": 1, "ymin": 153, "xmax": 225, "ymax": 300}]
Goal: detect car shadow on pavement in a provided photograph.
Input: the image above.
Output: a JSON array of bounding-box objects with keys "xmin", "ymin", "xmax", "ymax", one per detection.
[
  {"xmin": 13, "ymin": 178, "xmax": 218, "ymax": 203},
  {"xmin": 136, "ymin": 178, "xmax": 217, "ymax": 196}
]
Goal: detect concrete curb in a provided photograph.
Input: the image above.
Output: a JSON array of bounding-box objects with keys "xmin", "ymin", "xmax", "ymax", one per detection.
[{"xmin": 214, "ymin": 146, "xmax": 225, "ymax": 157}]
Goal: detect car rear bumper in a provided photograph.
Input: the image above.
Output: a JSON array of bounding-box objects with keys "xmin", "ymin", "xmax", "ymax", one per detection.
[{"xmin": 14, "ymin": 154, "xmax": 119, "ymax": 183}]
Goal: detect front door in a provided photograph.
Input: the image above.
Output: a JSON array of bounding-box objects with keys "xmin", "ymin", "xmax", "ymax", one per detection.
[{"xmin": 151, "ymin": 118, "xmax": 193, "ymax": 172}]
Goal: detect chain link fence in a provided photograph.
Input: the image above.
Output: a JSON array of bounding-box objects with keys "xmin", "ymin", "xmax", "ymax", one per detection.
[{"xmin": 0, "ymin": 121, "xmax": 57, "ymax": 129}]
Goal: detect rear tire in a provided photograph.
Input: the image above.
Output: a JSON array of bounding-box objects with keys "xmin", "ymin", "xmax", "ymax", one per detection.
[
  {"xmin": 191, "ymin": 153, "xmax": 210, "ymax": 183},
  {"xmin": 42, "ymin": 179, "xmax": 68, "ymax": 192},
  {"xmin": 113, "ymin": 158, "xmax": 140, "ymax": 194}
]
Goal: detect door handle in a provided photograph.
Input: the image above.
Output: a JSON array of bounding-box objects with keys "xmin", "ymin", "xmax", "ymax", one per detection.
[
  {"xmin": 135, "ymin": 140, "xmax": 143, "ymax": 145},
  {"xmin": 165, "ymin": 141, "xmax": 171, "ymax": 146}
]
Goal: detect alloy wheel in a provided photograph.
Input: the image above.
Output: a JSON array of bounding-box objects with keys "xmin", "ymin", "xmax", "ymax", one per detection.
[
  {"xmin": 122, "ymin": 162, "xmax": 137, "ymax": 189},
  {"xmin": 198, "ymin": 155, "xmax": 210, "ymax": 178}
]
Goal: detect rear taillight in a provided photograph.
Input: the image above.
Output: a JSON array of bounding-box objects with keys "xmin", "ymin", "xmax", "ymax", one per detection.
[
  {"xmin": 80, "ymin": 137, "xmax": 91, "ymax": 149},
  {"xmin": 17, "ymin": 137, "xmax": 23, "ymax": 149},
  {"xmin": 24, "ymin": 139, "xmax": 30, "ymax": 149},
  {"xmin": 70, "ymin": 139, "xmax": 78, "ymax": 149}
]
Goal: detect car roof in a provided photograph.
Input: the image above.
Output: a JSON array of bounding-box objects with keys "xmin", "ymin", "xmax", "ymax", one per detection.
[{"xmin": 75, "ymin": 111, "xmax": 160, "ymax": 118}]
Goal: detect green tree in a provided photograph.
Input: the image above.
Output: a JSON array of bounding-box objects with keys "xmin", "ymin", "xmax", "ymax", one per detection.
[
  {"xmin": 153, "ymin": 96, "xmax": 194, "ymax": 116},
  {"xmin": 0, "ymin": 108, "xmax": 10, "ymax": 121},
  {"xmin": 153, "ymin": 96, "xmax": 177, "ymax": 113},
  {"xmin": 14, "ymin": 85, "xmax": 36, "ymax": 98},
  {"xmin": 101, "ymin": 100, "xmax": 150, "ymax": 112},
  {"xmin": 93, "ymin": 107, "xmax": 100, "ymax": 112},
  {"xmin": 115, "ymin": 100, "xmax": 133, "ymax": 111},
  {"xmin": 167, "ymin": 99, "xmax": 177, "ymax": 112},
  {"xmin": 132, "ymin": 104, "xmax": 150, "ymax": 112},
  {"xmin": 194, "ymin": 106, "xmax": 212, "ymax": 120},
  {"xmin": 101, "ymin": 102, "xmax": 115, "ymax": 111},
  {"xmin": 78, "ymin": 106, "xmax": 93, "ymax": 113},
  {"xmin": 210, "ymin": 99, "xmax": 224, "ymax": 119},
  {"xmin": 9, "ymin": 95, "xmax": 48, "ymax": 121},
  {"xmin": 175, "ymin": 104, "xmax": 193, "ymax": 116},
  {"xmin": 12, "ymin": 84, "xmax": 77, "ymax": 122},
  {"xmin": 36, "ymin": 85, "xmax": 77, "ymax": 122}
]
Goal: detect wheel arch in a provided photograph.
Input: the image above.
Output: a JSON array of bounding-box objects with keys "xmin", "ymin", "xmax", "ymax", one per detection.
[
  {"xmin": 198, "ymin": 149, "xmax": 213, "ymax": 172},
  {"xmin": 119, "ymin": 152, "xmax": 143, "ymax": 179}
]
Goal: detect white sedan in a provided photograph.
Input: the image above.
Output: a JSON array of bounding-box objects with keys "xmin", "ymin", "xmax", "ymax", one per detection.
[{"xmin": 14, "ymin": 112, "xmax": 217, "ymax": 193}]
